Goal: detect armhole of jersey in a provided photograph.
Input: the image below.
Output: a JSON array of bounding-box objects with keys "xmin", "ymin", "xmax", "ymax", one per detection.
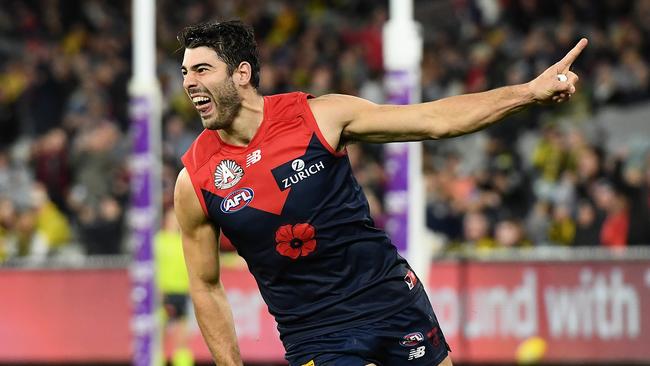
[
  {"xmin": 299, "ymin": 93, "xmax": 347, "ymax": 157},
  {"xmin": 187, "ymin": 171, "xmax": 210, "ymax": 218},
  {"xmin": 181, "ymin": 132, "xmax": 220, "ymax": 219},
  {"xmin": 181, "ymin": 156, "xmax": 210, "ymax": 218}
]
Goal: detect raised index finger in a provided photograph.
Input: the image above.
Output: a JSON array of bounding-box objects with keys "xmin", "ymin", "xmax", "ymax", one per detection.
[{"xmin": 557, "ymin": 38, "xmax": 588, "ymax": 72}]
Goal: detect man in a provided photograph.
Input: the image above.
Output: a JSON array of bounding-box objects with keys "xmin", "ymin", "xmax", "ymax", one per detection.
[{"xmin": 174, "ymin": 20, "xmax": 586, "ymax": 366}]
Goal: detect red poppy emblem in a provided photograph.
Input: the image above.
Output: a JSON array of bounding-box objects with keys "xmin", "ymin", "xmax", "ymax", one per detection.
[{"xmin": 275, "ymin": 223, "xmax": 317, "ymax": 259}]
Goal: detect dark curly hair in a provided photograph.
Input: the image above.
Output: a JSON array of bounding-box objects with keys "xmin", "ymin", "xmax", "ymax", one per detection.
[{"xmin": 177, "ymin": 20, "xmax": 260, "ymax": 88}]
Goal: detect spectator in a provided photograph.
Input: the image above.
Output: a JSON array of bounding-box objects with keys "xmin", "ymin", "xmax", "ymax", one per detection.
[
  {"xmin": 572, "ymin": 200, "xmax": 602, "ymax": 246},
  {"xmin": 0, "ymin": 198, "xmax": 15, "ymax": 263},
  {"xmin": 525, "ymin": 200, "xmax": 551, "ymax": 245},
  {"xmin": 494, "ymin": 217, "xmax": 531, "ymax": 249},
  {"xmin": 457, "ymin": 210, "xmax": 496, "ymax": 253},
  {"xmin": 30, "ymin": 128, "xmax": 71, "ymax": 214},
  {"xmin": 163, "ymin": 113, "xmax": 197, "ymax": 166},
  {"xmin": 77, "ymin": 197, "xmax": 124, "ymax": 255},
  {"xmin": 425, "ymin": 169, "xmax": 463, "ymax": 242},
  {"xmin": 69, "ymin": 121, "xmax": 126, "ymax": 207},
  {"xmin": 547, "ymin": 203, "xmax": 576, "ymax": 246},
  {"xmin": 31, "ymin": 183, "xmax": 71, "ymax": 251},
  {"xmin": 618, "ymin": 152, "xmax": 650, "ymax": 245},
  {"xmin": 3, "ymin": 207, "xmax": 49, "ymax": 263},
  {"xmin": 0, "ymin": 147, "xmax": 34, "ymax": 210},
  {"xmin": 597, "ymin": 183, "xmax": 630, "ymax": 249},
  {"xmin": 532, "ymin": 124, "xmax": 572, "ymax": 197}
]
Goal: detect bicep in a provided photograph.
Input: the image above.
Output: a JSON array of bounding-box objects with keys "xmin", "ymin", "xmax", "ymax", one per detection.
[
  {"xmin": 309, "ymin": 94, "xmax": 435, "ymax": 146},
  {"xmin": 174, "ymin": 169, "xmax": 221, "ymax": 287},
  {"xmin": 343, "ymin": 103, "xmax": 434, "ymax": 143},
  {"xmin": 180, "ymin": 219, "xmax": 221, "ymax": 288}
]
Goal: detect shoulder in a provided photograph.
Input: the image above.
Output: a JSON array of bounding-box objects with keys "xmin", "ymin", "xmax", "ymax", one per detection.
[
  {"xmin": 173, "ymin": 168, "xmax": 194, "ymax": 210},
  {"xmin": 174, "ymin": 168, "xmax": 207, "ymax": 230},
  {"xmin": 306, "ymin": 93, "xmax": 352, "ymax": 108},
  {"xmin": 307, "ymin": 94, "xmax": 377, "ymax": 119},
  {"xmin": 306, "ymin": 94, "xmax": 378, "ymax": 138},
  {"xmin": 303, "ymin": 94, "xmax": 369, "ymax": 151}
]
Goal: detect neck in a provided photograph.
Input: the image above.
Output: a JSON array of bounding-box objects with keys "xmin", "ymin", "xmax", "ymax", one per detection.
[{"xmin": 218, "ymin": 92, "xmax": 264, "ymax": 147}]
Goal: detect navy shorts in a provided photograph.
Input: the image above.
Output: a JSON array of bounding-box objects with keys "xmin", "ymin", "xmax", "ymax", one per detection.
[
  {"xmin": 286, "ymin": 287, "xmax": 450, "ymax": 366},
  {"xmin": 163, "ymin": 293, "xmax": 189, "ymax": 321}
]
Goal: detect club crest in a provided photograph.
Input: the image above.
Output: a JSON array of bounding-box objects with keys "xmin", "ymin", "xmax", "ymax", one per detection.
[{"xmin": 214, "ymin": 159, "xmax": 244, "ymax": 189}]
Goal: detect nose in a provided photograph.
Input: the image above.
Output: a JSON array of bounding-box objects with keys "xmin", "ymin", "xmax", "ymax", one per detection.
[{"xmin": 183, "ymin": 72, "xmax": 197, "ymax": 90}]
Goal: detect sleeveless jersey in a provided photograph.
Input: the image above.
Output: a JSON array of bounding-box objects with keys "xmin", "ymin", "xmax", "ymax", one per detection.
[{"xmin": 181, "ymin": 92, "xmax": 421, "ymax": 345}]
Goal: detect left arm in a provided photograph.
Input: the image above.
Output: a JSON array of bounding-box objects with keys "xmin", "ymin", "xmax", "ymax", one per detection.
[{"xmin": 310, "ymin": 38, "xmax": 587, "ymax": 149}]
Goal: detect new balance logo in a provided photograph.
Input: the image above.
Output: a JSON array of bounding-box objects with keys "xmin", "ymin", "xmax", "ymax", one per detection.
[
  {"xmin": 408, "ymin": 346, "xmax": 426, "ymax": 360},
  {"xmin": 246, "ymin": 149, "xmax": 262, "ymax": 167}
]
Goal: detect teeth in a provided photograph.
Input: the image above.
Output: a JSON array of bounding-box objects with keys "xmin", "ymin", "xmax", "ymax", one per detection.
[{"xmin": 192, "ymin": 96, "xmax": 210, "ymax": 104}]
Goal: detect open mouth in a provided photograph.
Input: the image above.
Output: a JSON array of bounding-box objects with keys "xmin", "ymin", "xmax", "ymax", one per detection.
[{"xmin": 192, "ymin": 95, "xmax": 213, "ymax": 115}]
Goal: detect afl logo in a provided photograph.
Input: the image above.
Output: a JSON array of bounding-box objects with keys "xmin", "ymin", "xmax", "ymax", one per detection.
[
  {"xmin": 220, "ymin": 188, "xmax": 254, "ymax": 213},
  {"xmin": 399, "ymin": 332, "xmax": 424, "ymax": 347},
  {"xmin": 291, "ymin": 159, "xmax": 305, "ymax": 171},
  {"xmin": 214, "ymin": 159, "xmax": 243, "ymax": 189}
]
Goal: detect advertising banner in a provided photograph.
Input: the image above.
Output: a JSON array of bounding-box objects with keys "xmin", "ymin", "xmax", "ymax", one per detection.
[
  {"xmin": 427, "ymin": 262, "xmax": 650, "ymax": 363},
  {"xmin": 0, "ymin": 269, "xmax": 131, "ymax": 362},
  {"xmin": 1, "ymin": 260, "xmax": 649, "ymax": 364}
]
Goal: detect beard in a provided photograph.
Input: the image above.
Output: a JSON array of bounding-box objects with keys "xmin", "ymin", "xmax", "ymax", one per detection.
[{"xmin": 202, "ymin": 78, "xmax": 242, "ymax": 130}]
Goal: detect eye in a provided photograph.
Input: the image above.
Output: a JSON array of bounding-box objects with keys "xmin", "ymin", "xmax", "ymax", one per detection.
[{"xmin": 197, "ymin": 67, "xmax": 207, "ymax": 73}]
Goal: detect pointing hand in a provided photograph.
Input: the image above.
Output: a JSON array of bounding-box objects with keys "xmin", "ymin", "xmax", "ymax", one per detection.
[{"xmin": 528, "ymin": 38, "xmax": 588, "ymax": 104}]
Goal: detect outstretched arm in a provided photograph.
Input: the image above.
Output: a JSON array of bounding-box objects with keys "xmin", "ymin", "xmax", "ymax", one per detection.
[
  {"xmin": 174, "ymin": 169, "xmax": 242, "ymax": 366},
  {"xmin": 309, "ymin": 38, "xmax": 588, "ymax": 149}
]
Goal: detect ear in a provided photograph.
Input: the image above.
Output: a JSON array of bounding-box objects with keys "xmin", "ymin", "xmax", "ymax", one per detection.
[{"xmin": 232, "ymin": 61, "xmax": 252, "ymax": 86}]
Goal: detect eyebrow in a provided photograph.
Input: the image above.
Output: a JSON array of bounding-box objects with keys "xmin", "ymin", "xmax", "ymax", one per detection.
[{"xmin": 181, "ymin": 63, "xmax": 213, "ymax": 72}]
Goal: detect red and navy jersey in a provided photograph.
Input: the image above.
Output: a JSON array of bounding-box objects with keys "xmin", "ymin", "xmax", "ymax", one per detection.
[{"xmin": 181, "ymin": 92, "xmax": 421, "ymax": 345}]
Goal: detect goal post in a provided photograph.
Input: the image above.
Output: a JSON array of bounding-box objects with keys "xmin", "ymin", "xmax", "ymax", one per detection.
[{"xmin": 129, "ymin": 0, "xmax": 162, "ymax": 365}]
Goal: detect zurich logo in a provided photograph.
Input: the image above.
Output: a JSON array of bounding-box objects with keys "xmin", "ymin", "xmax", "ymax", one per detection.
[
  {"xmin": 220, "ymin": 188, "xmax": 254, "ymax": 213},
  {"xmin": 399, "ymin": 332, "xmax": 424, "ymax": 347},
  {"xmin": 291, "ymin": 159, "xmax": 305, "ymax": 171}
]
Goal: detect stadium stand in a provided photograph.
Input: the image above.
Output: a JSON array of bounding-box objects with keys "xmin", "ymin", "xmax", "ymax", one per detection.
[{"xmin": 1, "ymin": 0, "xmax": 650, "ymax": 264}]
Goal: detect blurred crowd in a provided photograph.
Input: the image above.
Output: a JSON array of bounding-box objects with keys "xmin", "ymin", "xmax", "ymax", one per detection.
[{"xmin": 1, "ymin": 0, "xmax": 650, "ymax": 263}]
